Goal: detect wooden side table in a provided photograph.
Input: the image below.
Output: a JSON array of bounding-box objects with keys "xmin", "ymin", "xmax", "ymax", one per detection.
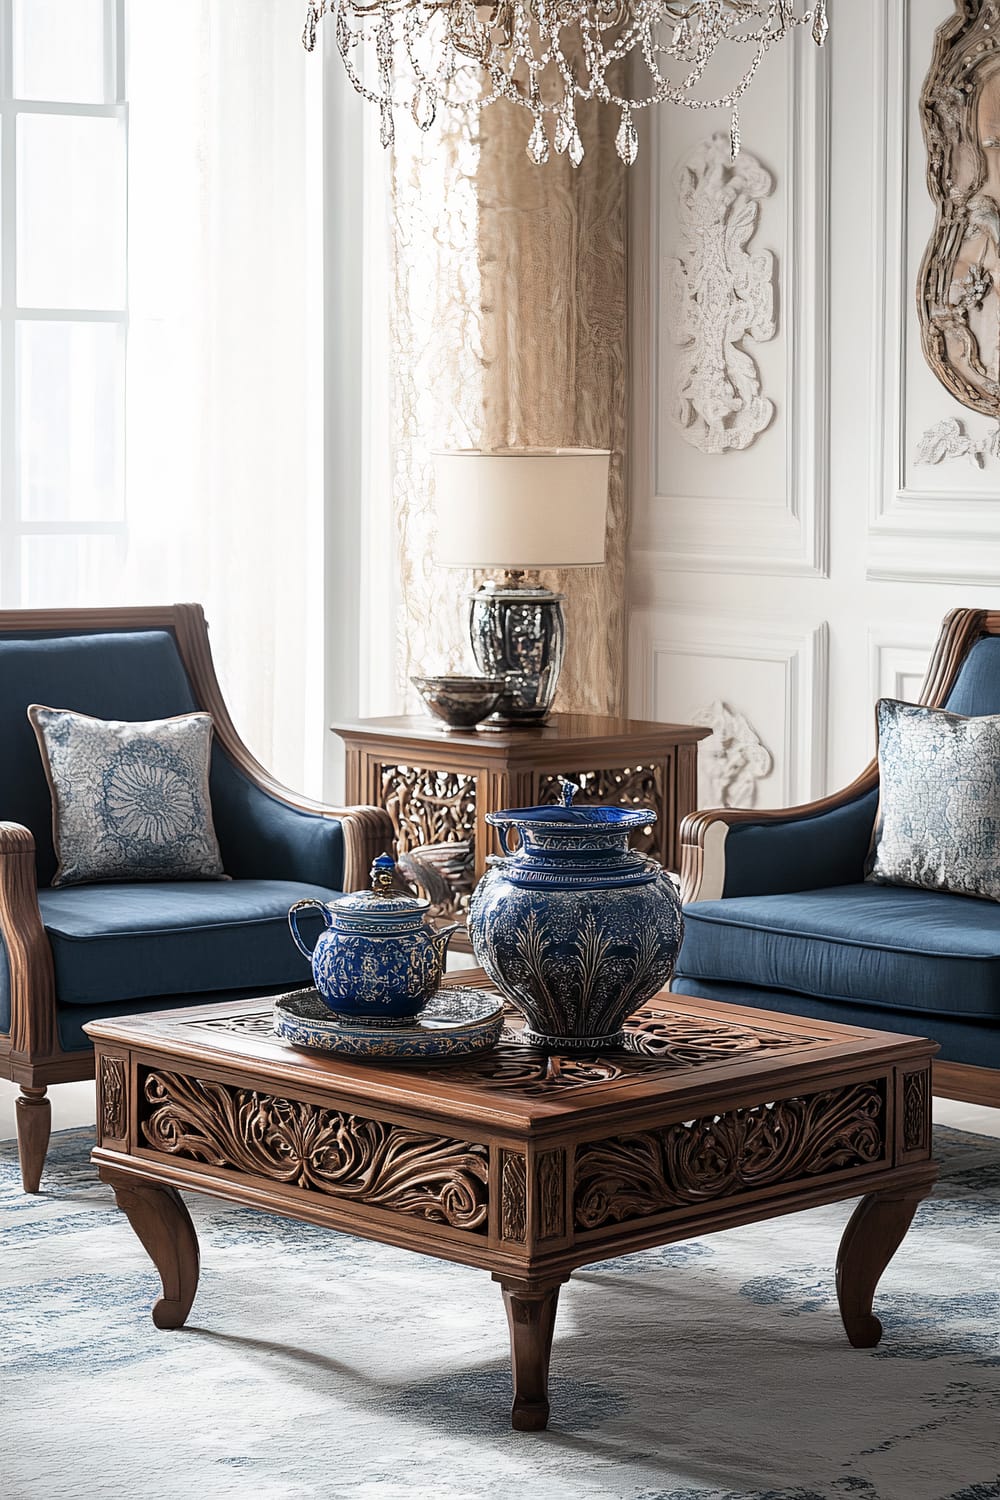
[{"xmin": 331, "ymin": 713, "xmax": 711, "ymax": 936}]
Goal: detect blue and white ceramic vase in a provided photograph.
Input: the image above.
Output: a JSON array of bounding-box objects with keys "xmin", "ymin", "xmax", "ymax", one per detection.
[
  {"xmin": 288, "ymin": 855, "xmax": 458, "ymax": 1022},
  {"xmin": 468, "ymin": 780, "xmax": 683, "ymax": 1050}
]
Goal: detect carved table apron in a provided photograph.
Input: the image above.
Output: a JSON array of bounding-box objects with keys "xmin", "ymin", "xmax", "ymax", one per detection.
[{"xmin": 87, "ymin": 981, "xmax": 937, "ymax": 1432}]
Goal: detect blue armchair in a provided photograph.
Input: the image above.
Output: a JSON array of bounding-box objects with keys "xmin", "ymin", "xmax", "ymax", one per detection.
[
  {"xmin": 0, "ymin": 604, "xmax": 392, "ymax": 1190},
  {"xmin": 673, "ymin": 608, "xmax": 1000, "ymax": 1109}
]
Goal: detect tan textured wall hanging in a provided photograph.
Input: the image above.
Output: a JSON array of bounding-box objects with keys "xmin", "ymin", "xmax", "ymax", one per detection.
[
  {"xmin": 386, "ymin": 77, "xmax": 628, "ymax": 718},
  {"xmin": 918, "ymin": 0, "xmax": 1000, "ymax": 416},
  {"xmin": 477, "ymin": 98, "xmax": 629, "ymax": 716}
]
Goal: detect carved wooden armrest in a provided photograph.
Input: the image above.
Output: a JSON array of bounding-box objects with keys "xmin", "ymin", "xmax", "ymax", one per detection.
[
  {"xmin": 316, "ymin": 802, "xmax": 395, "ymax": 892},
  {"xmin": 0, "ymin": 823, "xmax": 57, "ymax": 1060},
  {"xmin": 679, "ymin": 764, "xmax": 879, "ymax": 904}
]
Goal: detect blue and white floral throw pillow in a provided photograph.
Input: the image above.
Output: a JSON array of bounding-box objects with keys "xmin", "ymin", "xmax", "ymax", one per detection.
[
  {"xmin": 866, "ymin": 698, "xmax": 1000, "ymax": 901},
  {"xmin": 28, "ymin": 705, "xmax": 225, "ymax": 887}
]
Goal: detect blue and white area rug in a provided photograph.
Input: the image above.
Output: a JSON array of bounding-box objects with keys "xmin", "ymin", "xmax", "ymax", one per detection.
[{"xmin": 2, "ymin": 1125, "xmax": 998, "ymax": 1500}]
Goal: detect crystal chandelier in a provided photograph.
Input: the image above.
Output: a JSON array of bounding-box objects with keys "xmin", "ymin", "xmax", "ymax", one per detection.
[{"xmin": 303, "ymin": 0, "xmax": 828, "ymax": 166}]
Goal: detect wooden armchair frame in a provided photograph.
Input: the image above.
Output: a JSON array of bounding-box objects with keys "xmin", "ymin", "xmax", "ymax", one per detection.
[
  {"xmin": 679, "ymin": 608, "xmax": 1000, "ymax": 1110},
  {"xmin": 0, "ymin": 604, "xmax": 392, "ymax": 1188}
]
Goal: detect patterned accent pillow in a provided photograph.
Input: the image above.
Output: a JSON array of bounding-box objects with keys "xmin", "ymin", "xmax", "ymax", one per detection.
[
  {"xmin": 866, "ymin": 698, "xmax": 1000, "ymax": 901},
  {"xmin": 28, "ymin": 706, "xmax": 225, "ymax": 887}
]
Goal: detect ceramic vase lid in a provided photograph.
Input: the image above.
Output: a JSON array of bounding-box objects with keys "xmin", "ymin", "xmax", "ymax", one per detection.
[
  {"xmin": 486, "ymin": 776, "xmax": 657, "ymax": 836},
  {"xmin": 332, "ymin": 854, "xmax": 430, "ymax": 925}
]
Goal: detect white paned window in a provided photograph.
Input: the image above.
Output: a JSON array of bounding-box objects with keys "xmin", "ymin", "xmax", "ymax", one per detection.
[
  {"xmin": 0, "ymin": 0, "xmax": 127, "ymax": 605},
  {"xmin": 0, "ymin": 2, "xmax": 323, "ymax": 794}
]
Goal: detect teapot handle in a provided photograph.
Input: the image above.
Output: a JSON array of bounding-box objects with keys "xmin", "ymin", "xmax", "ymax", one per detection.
[{"xmin": 288, "ymin": 899, "xmax": 334, "ymax": 960}]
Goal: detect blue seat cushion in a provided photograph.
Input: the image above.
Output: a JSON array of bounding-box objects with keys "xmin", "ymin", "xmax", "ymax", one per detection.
[
  {"xmin": 677, "ymin": 883, "xmax": 1000, "ymax": 1021},
  {"xmin": 669, "ymin": 979, "xmax": 1000, "ymax": 1070},
  {"xmin": 39, "ymin": 879, "xmax": 338, "ymax": 1008}
]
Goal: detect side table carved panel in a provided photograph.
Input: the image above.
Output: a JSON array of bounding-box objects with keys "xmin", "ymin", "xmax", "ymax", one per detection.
[
  {"xmin": 333, "ymin": 714, "xmax": 711, "ymax": 931},
  {"xmin": 537, "ymin": 766, "xmax": 663, "ymax": 855}
]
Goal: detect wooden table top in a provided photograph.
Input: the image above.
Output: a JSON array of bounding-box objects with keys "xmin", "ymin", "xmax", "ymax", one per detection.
[
  {"xmin": 85, "ymin": 976, "xmax": 935, "ymax": 1138},
  {"xmin": 331, "ymin": 712, "xmax": 712, "ymax": 753}
]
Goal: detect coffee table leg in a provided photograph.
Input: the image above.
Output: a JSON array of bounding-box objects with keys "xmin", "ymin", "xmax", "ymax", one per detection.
[
  {"xmin": 835, "ymin": 1185, "xmax": 930, "ymax": 1348},
  {"xmin": 102, "ymin": 1169, "xmax": 201, "ymax": 1330},
  {"xmin": 495, "ymin": 1276, "xmax": 565, "ymax": 1432}
]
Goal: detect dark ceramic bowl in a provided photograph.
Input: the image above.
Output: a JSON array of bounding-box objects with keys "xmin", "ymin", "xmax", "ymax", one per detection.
[{"xmin": 411, "ymin": 674, "xmax": 506, "ymax": 729}]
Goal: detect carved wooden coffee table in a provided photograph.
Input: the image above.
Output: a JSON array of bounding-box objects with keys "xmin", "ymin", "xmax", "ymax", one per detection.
[{"xmin": 87, "ymin": 980, "xmax": 937, "ymax": 1432}]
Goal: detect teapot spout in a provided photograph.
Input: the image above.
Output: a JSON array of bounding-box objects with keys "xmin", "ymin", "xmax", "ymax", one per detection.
[{"xmin": 430, "ymin": 922, "xmax": 460, "ymax": 979}]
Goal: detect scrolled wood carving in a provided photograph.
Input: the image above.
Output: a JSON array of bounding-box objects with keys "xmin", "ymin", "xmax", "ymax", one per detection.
[
  {"xmin": 425, "ymin": 1009, "xmax": 809, "ymax": 1096},
  {"xmin": 380, "ymin": 763, "xmax": 477, "ymax": 853},
  {"xmin": 623, "ymin": 1009, "xmax": 804, "ymax": 1066},
  {"xmin": 575, "ymin": 1081, "xmax": 885, "ymax": 1231},
  {"xmin": 141, "ymin": 1070, "xmax": 489, "ymax": 1231},
  {"xmin": 918, "ymin": 1, "xmax": 1000, "ymax": 416},
  {"xmin": 100, "ymin": 1057, "xmax": 127, "ymax": 1141}
]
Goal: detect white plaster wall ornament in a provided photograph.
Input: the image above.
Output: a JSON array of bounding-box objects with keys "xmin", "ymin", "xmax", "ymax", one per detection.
[
  {"xmin": 692, "ymin": 700, "xmax": 773, "ymax": 809},
  {"xmin": 665, "ymin": 133, "xmax": 777, "ymax": 456},
  {"xmin": 915, "ymin": 417, "xmax": 1000, "ymax": 469}
]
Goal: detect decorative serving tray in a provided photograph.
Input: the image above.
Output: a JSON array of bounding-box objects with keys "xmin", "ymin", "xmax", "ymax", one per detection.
[{"xmin": 272, "ymin": 986, "xmax": 506, "ymax": 1062}]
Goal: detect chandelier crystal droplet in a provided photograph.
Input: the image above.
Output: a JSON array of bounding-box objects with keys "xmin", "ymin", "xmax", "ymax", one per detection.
[{"xmin": 303, "ymin": 1, "xmax": 829, "ymax": 168}]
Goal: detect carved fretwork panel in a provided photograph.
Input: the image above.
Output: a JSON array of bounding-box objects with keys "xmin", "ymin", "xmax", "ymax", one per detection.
[
  {"xmin": 413, "ymin": 1007, "xmax": 814, "ymax": 1097},
  {"xmin": 379, "ymin": 762, "xmax": 478, "ymax": 915},
  {"xmin": 574, "ymin": 1081, "xmax": 886, "ymax": 1232},
  {"xmin": 537, "ymin": 767, "xmax": 663, "ymax": 855},
  {"xmin": 100, "ymin": 1057, "xmax": 127, "ymax": 1142},
  {"xmin": 192, "ymin": 1012, "xmax": 277, "ymax": 1038},
  {"xmin": 139, "ymin": 1069, "xmax": 489, "ymax": 1232},
  {"xmin": 379, "ymin": 763, "xmax": 477, "ymax": 852},
  {"xmin": 181, "ymin": 1004, "xmax": 827, "ymax": 1103},
  {"xmin": 902, "ymin": 1069, "xmax": 931, "ymax": 1156}
]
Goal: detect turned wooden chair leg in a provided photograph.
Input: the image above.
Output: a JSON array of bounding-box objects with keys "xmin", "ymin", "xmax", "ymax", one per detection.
[{"xmin": 15, "ymin": 1085, "xmax": 51, "ymax": 1193}]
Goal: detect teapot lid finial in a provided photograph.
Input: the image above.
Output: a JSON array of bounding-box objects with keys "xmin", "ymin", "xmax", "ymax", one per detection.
[
  {"xmin": 370, "ymin": 853, "xmax": 397, "ymax": 897},
  {"xmin": 558, "ymin": 776, "xmax": 580, "ymax": 809}
]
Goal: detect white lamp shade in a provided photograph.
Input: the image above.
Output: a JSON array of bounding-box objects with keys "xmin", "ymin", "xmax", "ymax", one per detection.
[{"xmin": 432, "ymin": 448, "xmax": 610, "ymax": 569}]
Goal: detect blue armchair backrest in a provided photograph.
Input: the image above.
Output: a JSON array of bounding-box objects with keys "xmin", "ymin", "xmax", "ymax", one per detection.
[
  {"xmin": 0, "ymin": 629, "xmax": 200, "ymax": 885},
  {"xmin": 943, "ymin": 636, "xmax": 1000, "ymax": 716}
]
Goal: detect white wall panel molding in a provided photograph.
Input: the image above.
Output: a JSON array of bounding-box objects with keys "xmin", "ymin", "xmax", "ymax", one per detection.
[
  {"xmin": 628, "ymin": 606, "xmax": 829, "ymax": 804},
  {"xmin": 867, "ymin": 0, "xmax": 1000, "ymax": 584},
  {"xmin": 867, "ymin": 625, "xmax": 935, "ymax": 708},
  {"xmin": 649, "ymin": 35, "xmax": 830, "ymax": 578},
  {"xmin": 665, "ymin": 136, "xmax": 776, "ymax": 455}
]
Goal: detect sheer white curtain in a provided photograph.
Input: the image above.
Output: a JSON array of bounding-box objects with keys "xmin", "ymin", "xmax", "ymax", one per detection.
[{"xmin": 124, "ymin": 2, "xmax": 324, "ymax": 793}]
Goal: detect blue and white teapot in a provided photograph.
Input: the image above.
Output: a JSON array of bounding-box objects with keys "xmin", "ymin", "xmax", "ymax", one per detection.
[{"xmin": 288, "ymin": 854, "xmax": 458, "ymax": 1021}]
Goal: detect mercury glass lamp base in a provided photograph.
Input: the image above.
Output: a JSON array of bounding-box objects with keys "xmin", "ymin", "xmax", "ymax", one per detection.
[{"xmin": 468, "ymin": 583, "xmax": 565, "ymax": 724}]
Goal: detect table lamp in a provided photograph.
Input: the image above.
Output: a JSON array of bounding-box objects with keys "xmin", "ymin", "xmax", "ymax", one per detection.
[{"xmin": 432, "ymin": 448, "xmax": 610, "ymax": 724}]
